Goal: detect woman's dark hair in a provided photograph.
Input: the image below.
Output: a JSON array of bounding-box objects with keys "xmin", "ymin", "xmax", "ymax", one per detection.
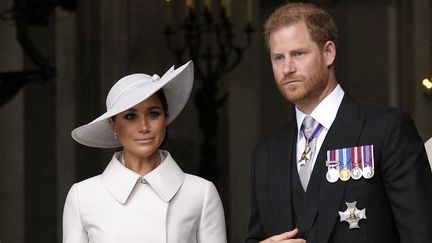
[
  {"xmin": 111, "ymin": 89, "xmax": 168, "ymax": 121},
  {"xmin": 155, "ymin": 89, "xmax": 168, "ymax": 115},
  {"xmin": 155, "ymin": 89, "xmax": 169, "ymax": 149}
]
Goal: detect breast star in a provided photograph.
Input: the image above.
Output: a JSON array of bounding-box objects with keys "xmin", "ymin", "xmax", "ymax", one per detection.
[{"xmin": 338, "ymin": 201, "xmax": 366, "ymax": 229}]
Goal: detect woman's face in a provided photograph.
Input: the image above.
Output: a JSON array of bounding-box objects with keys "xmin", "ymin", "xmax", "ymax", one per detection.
[{"xmin": 109, "ymin": 94, "xmax": 168, "ymax": 161}]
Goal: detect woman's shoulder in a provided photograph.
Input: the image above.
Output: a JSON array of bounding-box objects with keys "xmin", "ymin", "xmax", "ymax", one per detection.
[
  {"xmin": 183, "ymin": 173, "xmax": 213, "ymax": 185},
  {"xmin": 180, "ymin": 174, "xmax": 220, "ymax": 197},
  {"xmin": 77, "ymin": 174, "xmax": 102, "ymax": 184},
  {"xmin": 173, "ymin": 174, "xmax": 222, "ymax": 212},
  {"xmin": 68, "ymin": 174, "xmax": 104, "ymax": 194}
]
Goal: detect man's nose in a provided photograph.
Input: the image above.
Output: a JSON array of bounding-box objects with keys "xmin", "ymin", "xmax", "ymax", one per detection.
[{"xmin": 283, "ymin": 58, "xmax": 296, "ymax": 74}]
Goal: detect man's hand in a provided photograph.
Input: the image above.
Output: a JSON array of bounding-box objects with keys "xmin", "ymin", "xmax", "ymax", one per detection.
[{"xmin": 259, "ymin": 228, "xmax": 306, "ymax": 243}]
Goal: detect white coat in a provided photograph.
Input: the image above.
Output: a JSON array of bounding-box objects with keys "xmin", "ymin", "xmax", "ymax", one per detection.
[{"xmin": 63, "ymin": 150, "xmax": 227, "ymax": 243}]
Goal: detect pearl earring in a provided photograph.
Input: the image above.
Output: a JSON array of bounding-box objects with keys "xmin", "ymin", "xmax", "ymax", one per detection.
[{"xmin": 114, "ymin": 133, "xmax": 118, "ymax": 140}]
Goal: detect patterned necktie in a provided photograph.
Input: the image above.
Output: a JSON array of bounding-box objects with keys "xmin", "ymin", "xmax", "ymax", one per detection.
[{"xmin": 298, "ymin": 116, "xmax": 321, "ymax": 191}]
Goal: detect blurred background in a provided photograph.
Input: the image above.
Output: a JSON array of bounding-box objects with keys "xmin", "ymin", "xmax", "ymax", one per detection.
[{"xmin": 0, "ymin": 0, "xmax": 431, "ymax": 242}]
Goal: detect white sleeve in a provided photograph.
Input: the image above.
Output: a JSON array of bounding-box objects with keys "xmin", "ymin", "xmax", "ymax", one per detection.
[
  {"xmin": 197, "ymin": 182, "xmax": 227, "ymax": 243},
  {"xmin": 62, "ymin": 184, "xmax": 89, "ymax": 243}
]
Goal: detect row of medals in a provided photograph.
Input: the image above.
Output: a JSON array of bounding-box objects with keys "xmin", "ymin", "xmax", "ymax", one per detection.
[{"xmin": 326, "ymin": 160, "xmax": 374, "ymax": 183}]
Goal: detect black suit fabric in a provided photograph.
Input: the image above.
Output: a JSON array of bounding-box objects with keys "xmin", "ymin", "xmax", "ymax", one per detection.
[{"xmin": 246, "ymin": 95, "xmax": 432, "ymax": 243}]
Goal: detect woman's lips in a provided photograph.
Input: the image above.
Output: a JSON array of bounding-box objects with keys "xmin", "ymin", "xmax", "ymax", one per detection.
[{"xmin": 134, "ymin": 137, "xmax": 154, "ymax": 144}]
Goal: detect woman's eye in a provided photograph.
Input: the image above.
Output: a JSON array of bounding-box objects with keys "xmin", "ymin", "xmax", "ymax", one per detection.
[
  {"xmin": 148, "ymin": 111, "xmax": 161, "ymax": 118},
  {"xmin": 124, "ymin": 113, "xmax": 137, "ymax": 120}
]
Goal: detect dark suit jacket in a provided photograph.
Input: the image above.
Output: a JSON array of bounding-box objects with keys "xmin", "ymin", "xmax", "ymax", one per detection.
[{"xmin": 246, "ymin": 95, "xmax": 432, "ymax": 243}]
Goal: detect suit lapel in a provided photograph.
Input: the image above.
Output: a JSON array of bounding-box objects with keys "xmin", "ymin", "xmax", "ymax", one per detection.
[
  {"xmin": 317, "ymin": 95, "xmax": 365, "ymax": 243},
  {"xmin": 296, "ymin": 95, "xmax": 366, "ymax": 241},
  {"xmin": 267, "ymin": 122, "xmax": 297, "ymax": 232}
]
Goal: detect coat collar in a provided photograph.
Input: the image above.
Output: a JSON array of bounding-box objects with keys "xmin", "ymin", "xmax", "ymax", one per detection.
[{"xmin": 101, "ymin": 150, "xmax": 185, "ymax": 204}]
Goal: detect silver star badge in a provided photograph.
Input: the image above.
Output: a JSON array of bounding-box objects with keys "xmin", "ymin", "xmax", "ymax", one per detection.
[{"xmin": 338, "ymin": 201, "xmax": 366, "ymax": 229}]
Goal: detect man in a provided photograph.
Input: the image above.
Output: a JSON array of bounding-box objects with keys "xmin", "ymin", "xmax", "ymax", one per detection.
[{"xmin": 246, "ymin": 2, "xmax": 432, "ymax": 243}]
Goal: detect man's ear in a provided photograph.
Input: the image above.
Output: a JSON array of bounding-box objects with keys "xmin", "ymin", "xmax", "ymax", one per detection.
[{"xmin": 323, "ymin": 40, "xmax": 336, "ymax": 66}]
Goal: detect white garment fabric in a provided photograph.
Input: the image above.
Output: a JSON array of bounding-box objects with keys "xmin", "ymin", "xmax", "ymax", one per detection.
[
  {"xmin": 295, "ymin": 84, "xmax": 345, "ymax": 172},
  {"xmin": 425, "ymin": 137, "xmax": 432, "ymax": 169},
  {"xmin": 63, "ymin": 150, "xmax": 227, "ymax": 243}
]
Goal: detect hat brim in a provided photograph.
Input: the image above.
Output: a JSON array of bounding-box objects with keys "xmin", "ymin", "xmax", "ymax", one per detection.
[
  {"xmin": 426, "ymin": 137, "xmax": 432, "ymax": 164},
  {"xmin": 71, "ymin": 61, "xmax": 194, "ymax": 148}
]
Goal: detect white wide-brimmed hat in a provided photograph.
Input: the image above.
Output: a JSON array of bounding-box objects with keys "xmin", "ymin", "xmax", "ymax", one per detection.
[
  {"xmin": 425, "ymin": 137, "xmax": 432, "ymax": 168},
  {"xmin": 71, "ymin": 60, "xmax": 194, "ymax": 148}
]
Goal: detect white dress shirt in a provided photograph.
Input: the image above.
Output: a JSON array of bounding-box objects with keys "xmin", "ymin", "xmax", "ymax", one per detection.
[
  {"xmin": 295, "ymin": 84, "xmax": 345, "ymax": 173},
  {"xmin": 63, "ymin": 150, "xmax": 227, "ymax": 243}
]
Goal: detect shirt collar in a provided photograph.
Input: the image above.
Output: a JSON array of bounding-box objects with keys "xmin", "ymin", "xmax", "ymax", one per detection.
[
  {"xmin": 296, "ymin": 84, "xmax": 344, "ymax": 133},
  {"xmin": 102, "ymin": 150, "xmax": 185, "ymax": 204}
]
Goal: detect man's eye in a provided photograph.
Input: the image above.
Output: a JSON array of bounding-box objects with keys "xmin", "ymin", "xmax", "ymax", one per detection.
[
  {"xmin": 273, "ymin": 55, "xmax": 284, "ymax": 61},
  {"xmin": 294, "ymin": 52, "xmax": 306, "ymax": 57}
]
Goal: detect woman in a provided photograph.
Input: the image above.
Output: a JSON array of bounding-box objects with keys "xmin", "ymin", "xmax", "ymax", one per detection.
[{"xmin": 63, "ymin": 61, "xmax": 227, "ymax": 243}]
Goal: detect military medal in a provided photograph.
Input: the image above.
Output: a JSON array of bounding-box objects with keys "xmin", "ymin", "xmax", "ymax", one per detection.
[
  {"xmin": 362, "ymin": 166, "xmax": 374, "ymax": 179},
  {"xmin": 326, "ymin": 150, "xmax": 339, "ymax": 183},
  {"xmin": 326, "ymin": 161, "xmax": 339, "ymax": 183},
  {"xmin": 298, "ymin": 122, "xmax": 323, "ymax": 165},
  {"xmin": 298, "ymin": 145, "xmax": 311, "ymax": 166},
  {"xmin": 326, "ymin": 145, "xmax": 375, "ymax": 182},
  {"xmin": 351, "ymin": 146, "xmax": 362, "ymax": 180},
  {"xmin": 338, "ymin": 201, "xmax": 367, "ymax": 229},
  {"xmin": 362, "ymin": 145, "xmax": 375, "ymax": 179},
  {"xmin": 326, "ymin": 168, "xmax": 339, "ymax": 183},
  {"xmin": 339, "ymin": 148, "xmax": 351, "ymax": 181},
  {"xmin": 351, "ymin": 167, "xmax": 362, "ymax": 180},
  {"xmin": 340, "ymin": 167, "xmax": 351, "ymax": 181}
]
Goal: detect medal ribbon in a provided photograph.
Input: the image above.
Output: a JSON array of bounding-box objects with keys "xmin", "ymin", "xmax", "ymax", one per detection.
[
  {"xmin": 339, "ymin": 148, "xmax": 350, "ymax": 170},
  {"xmin": 360, "ymin": 145, "xmax": 375, "ymax": 169},
  {"xmin": 365, "ymin": 145, "xmax": 371, "ymax": 167},
  {"xmin": 352, "ymin": 147, "xmax": 358, "ymax": 168},
  {"xmin": 356, "ymin": 146, "xmax": 363, "ymax": 169},
  {"xmin": 301, "ymin": 123, "xmax": 323, "ymax": 145},
  {"xmin": 335, "ymin": 149, "xmax": 340, "ymax": 170},
  {"xmin": 361, "ymin": 145, "xmax": 366, "ymax": 168},
  {"xmin": 345, "ymin": 148, "xmax": 351, "ymax": 170},
  {"xmin": 326, "ymin": 149, "xmax": 338, "ymax": 167}
]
